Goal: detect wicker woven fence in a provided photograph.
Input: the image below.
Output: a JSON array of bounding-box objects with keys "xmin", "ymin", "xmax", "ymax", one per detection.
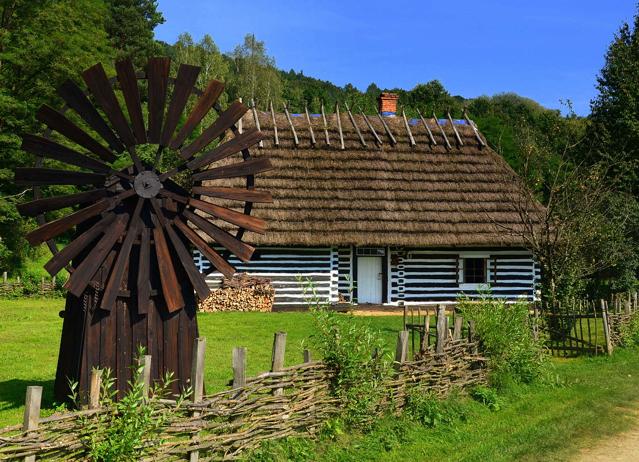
[
  {"xmin": 0, "ymin": 306, "xmax": 486, "ymax": 461},
  {"xmin": 0, "ymin": 272, "xmax": 58, "ymax": 297}
]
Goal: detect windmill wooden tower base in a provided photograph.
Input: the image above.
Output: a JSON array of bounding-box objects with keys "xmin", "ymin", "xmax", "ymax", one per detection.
[{"xmin": 54, "ymin": 233, "xmax": 199, "ymax": 401}]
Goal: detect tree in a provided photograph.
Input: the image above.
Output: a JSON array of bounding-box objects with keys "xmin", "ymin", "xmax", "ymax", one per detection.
[
  {"xmin": 228, "ymin": 34, "xmax": 282, "ymax": 108},
  {"xmin": 172, "ymin": 33, "xmax": 229, "ymax": 91},
  {"xmin": 587, "ymin": 7, "xmax": 639, "ymax": 195},
  {"xmin": 105, "ymin": 0, "xmax": 164, "ymax": 66},
  {"xmin": 0, "ymin": 0, "xmax": 114, "ymax": 269}
]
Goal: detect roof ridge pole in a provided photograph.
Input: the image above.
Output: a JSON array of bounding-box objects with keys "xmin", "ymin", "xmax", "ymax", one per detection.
[
  {"xmin": 432, "ymin": 111, "xmax": 451, "ymax": 150},
  {"xmin": 320, "ymin": 101, "xmax": 331, "ymax": 146},
  {"xmin": 269, "ymin": 100, "xmax": 279, "ymax": 146},
  {"xmin": 401, "ymin": 108, "xmax": 416, "ymax": 147},
  {"xmin": 344, "ymin": 102, "xmax": 366, "ymax": 147},
  {"xmin": 335, "ymin": 102, "xmax": 345, "ymax": 150},
  {"xmin": 304, "ymin": 104, "xmax": 316, "ymax": 146},
  {"xmin": 416, "ymin": 108, "xmax": 437, "ymax": 145},
  {"xmin": 237, "ymin": 97, "xmax": 243, "ymax": 134},
  {"xmin": 447, "ymin": 110, "xmax": 464, "ymax": 146},
  {"xmin": 283, "ymin": 102, "xmax": 299, "ymax": 146},
  {"xmin": 359, "ymin": 106, "xmax": 382, "ymax": 146},
  {"xmin": 251, "ymin": 98, "xmax": 263, "ymax": 148},
  {"xmin": 377, "ymin": 111, "xmax": 397, "ymax": 145},
  {"xmin": 463, "ymin": 109, "xmax": 486, "ymax": 147}
]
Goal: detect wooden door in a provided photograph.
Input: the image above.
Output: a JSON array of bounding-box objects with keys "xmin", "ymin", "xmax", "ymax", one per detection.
[{"xmin": 357, "ymin": 256, "xmax": 383, "ymax": 304}]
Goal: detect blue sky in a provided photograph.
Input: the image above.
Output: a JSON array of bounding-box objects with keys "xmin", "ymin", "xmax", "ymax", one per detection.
[{"xmin": 155, "ymin": 1, "xmax": 637, "ymax": 115}]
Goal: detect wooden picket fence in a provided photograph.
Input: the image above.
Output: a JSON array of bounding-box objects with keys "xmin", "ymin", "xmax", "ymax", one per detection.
[
  {"xmin": 0, "ymin": 306, "xmax": 487, "ymax": 461},
  {"xmin": 537, "ymin": 293, "xmax": 638, "ymax": 357}
]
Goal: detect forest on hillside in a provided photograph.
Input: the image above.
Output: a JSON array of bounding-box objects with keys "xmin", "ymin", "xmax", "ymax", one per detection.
[{"xmin": 1, "ymin": 0, "xmax": 639, "ymax": 303}]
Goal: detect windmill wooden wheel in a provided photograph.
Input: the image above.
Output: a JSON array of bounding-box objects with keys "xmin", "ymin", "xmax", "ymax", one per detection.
[{"xmin": 14, "ymin": 58, "xmax": 271, "ymax": 400}]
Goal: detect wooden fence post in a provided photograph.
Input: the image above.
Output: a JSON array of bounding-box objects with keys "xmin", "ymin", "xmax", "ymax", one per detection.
[
  {"xmin": 395, "ymin": 330, "xmax": 409, "ymax": 367},
  {"xmin": 189, "ymin": 338, "xmax": 206, "ymax": 462},
  {"xmin": 453, "ymin": 315, "xmax": 463, "ymax": 340},
  {"xmin": 138, "ymin": 355, "xmax": 152, "ymax": 399},
  {"xmin": 89, "ymin": 368, "xmax": 102, "ymax": 410},
  {"xmin": 303, "ymin": 349, "xmax": 312, "ymax": 363},
  {"xmin": 601, "ymin": 300, "xmax": 613, "ymax": 356},
  {"xmin": 2, "ymin": 271, "xmax": 7, "ymax": 284},
  {"xmin": 436, "ymin": 305, "xmax": 447, "ymax": 354},
  {"xmin": 419, "ymin": 315, "xmax": 430, "ymax": 352},
  {"xmin": 23, "ymin": 385, "xmax": 42, "ymax": 462},
  {"xmin": 271, "ymin": 332, "xmax": 287, "ymax": 396},
  {"xmin": 232, "ymin": 347, "xmax": 246, "ymax": 389}
]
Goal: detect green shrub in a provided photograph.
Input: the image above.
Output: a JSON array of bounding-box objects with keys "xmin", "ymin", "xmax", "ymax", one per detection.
[
  {"xmin": 458, "ymin": 296, "xmax": 549, "ymax": 387},
  {"xmin": 404, "ymin": 388, "xmax": 467, "ymax": 428},
  {"xmin": 82, "ymin": 347, "xmax": 184, "ymax": 461},
  {"xmin": 619, "ymin": 312, "xmax": 639, "ymax": 347},
  {"xmin": 470, "ymin": 386, "xmax": 502, "ymax": 411},
  {"xmin": 301, "ymin": 277, "xmax": 390, "ymax": 429}
]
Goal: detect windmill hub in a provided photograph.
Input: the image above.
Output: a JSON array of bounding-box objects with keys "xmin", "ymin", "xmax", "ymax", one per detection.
[{"xmin": 134, "ymin": 170, "xmax": 162, "ymax": 198}]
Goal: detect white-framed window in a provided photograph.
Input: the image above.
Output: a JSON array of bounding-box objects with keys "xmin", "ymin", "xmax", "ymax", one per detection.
[
  {"xmin": 356, "ymin": 247, "xmax": 386, "ymax": 257},
  {"xmin": 458, "ymin": 252, "xmax": 490, "ymax": 290}
]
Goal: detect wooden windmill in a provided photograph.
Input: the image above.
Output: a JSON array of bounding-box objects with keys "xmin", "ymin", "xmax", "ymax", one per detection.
[{"xmin": 14, "ymin": 58, "xmax": 272, "ymax": 400}]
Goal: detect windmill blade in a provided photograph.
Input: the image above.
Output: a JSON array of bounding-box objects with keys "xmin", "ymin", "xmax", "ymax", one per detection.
[
  {"xmin": 186, "ymin": 128, "xmax": 266, "ymax": 171},
  {"xmin": 189, "ymin": 198, "xmax": 267, "ymax": 234},
  {"xmin": 64, "ymin": 214, "xmax": 129, "ymax": 296},
  {"xmin": 100, "ymin": 198, "xmax": 144, "ymax": 310},
  {"xmin": 173, "ymin": 216, "xmax": 236, "ymax": 278},
  {"xmin": 21, "ymin": 135, "xmax": 112, "ymax": 174},
  {"xmin": 26, "ymin": 189, "xmax": 135, "ymax": 245},
  {"xmin": 183, "ymin": 209, "xmax": 254, "ymax": 262},
  {"xmin": 43, "ymin": 212, "xmax": 116, "ymax": 276},
  {"xmin": 57, "ymin": 79, "xmax": 125, "ymax": 153},
  {"xmin": 36, "ymin": 105, "xmax": 115, "ymax": 162},
  {"xmin": 149, "ymin": 198, "xmax": 210, "ymax": 300},
  {"xmin": 147, "ymin": 57, "xmax": 171, "ymax": 144},
  {"xmin": 15, "ymin": 167, "xmax": 106, "ymax": 186},
  {"xmin": 170, "ymin": 80, "xmax": 224, "ymax": 150},
  {"xmin": 192, "ymin": 186, "xmax": 273, "ymax": 203},
  {"xmin": 150, "ymin": 211, "xmax": 185, "ymax": 312},
  {"xmin": 137, "ymin": 226, "xmax": 151, "ymax": 315},
  {"xmin": 191, "ymin": 157, "xmax": 273, "ymax": 182},
  {"xmin": 160, "ymin": 63, "xmax": 201, "ymax": 146},
  {"xmin": 82, "ymin": 62, "xmax": 136, "ymax": 148},
  {"xmin": 179, "ymin": 100, "xmax": 248, "ymax": 160},
  {"xmin": 17, "ymin": 189, "xmax": 108, "ymax": 217},
  {"xmin": 115, "ymin": 58, "xmax": 146, "ymax": 144}
]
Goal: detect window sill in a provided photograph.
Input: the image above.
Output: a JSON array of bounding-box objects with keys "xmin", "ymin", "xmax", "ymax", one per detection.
[{"xmin": 459, "ymin": 283, "xmax": 490, "ymax": 291}]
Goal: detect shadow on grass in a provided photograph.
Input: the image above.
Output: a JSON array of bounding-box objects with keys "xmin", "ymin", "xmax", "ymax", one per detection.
[{"xmin": 0, "ymin": 379, "xmax": 55, "ymax": 412}]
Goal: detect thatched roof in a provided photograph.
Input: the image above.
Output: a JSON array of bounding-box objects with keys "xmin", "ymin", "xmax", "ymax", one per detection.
[{"xmin": 203, "ymin": 106, "xmax": 537, "ymax": 248}]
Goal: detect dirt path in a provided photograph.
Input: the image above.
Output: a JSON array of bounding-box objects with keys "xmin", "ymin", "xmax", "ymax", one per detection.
[{"xmin": 574, "ymin": 411, "xmax": 639, "ymax": 461}]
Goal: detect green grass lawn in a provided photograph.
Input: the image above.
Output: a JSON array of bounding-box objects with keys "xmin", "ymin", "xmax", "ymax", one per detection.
[
  {"xmin": 1, "ymin": 298, "xmax": 639, "ymax": 461},
  {"xmin": 0, "ymin": 298, "xmax": 403, "ymax": 427}
]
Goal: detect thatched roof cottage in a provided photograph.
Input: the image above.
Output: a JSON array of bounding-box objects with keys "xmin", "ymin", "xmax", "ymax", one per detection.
[{"xmin": 194, "ymin": 94, "xmax": 540, "ymax": 307}]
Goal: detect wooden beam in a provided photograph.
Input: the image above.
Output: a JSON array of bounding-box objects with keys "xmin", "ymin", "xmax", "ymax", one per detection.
[
  {"xmin": 269, "ymin": 100, "xmax": 279, "ymax": 146},
  {"xmin": 377, "ymin": 111, "xmax": 397, "ymax": 145},
  {"xmin": 335, "ymin": 103, "xmax": 345, "ymax": 150},
  {"xmin": 433, "ymin": 112, "xmax": 452, "ymax": 150},
  {"xmin": 402, "ymin": 109, "xmax": 416, "ymax": 147},
  {"xmin": 304, "ymin": 105, "xmax": 316, "ymax": 146},
  {"xmin": 344, "ymin": 102, "xmax": 366, "ymax": 147},
  {"xmin": 463, "ymin": 109, "xmax": 486, "ymax": 147},
  {"xmin": 416, "ymin": 108, "xmax": 437, "ymax": 145},
  {"xmin": 360, "ymin": 109, "xmax": 382, "ymax": 145},
  {"xmin": 251, "ymin": 99, "xmax": 263, "ymax": 148},
  {"xmin": 320, "ymin": 102, "xmax": 330, "ymax": 145},
  {"xmin": 283, "ymin": 102, "xmax": 299, "ymax": 146},
  {"xmin": 447, "ymin": 111, "xmax": 464, "ymax": 146}
]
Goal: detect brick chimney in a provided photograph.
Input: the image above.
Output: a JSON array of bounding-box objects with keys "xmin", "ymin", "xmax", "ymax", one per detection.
[{"xmin": 378, "ymin": 92, "xmax": 399, "ymax": 116}]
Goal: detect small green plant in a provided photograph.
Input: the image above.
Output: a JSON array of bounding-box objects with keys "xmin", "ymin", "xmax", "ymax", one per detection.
[
  {"xmin": 618, "ymin": 312, "xmax": 639, "ymax": 347},
  {"xmin": 458, "ymin": 295, "xmax": 550, "ymax": 387},
  {"xmin": 300, "ymin": 277, "xmax": 391, "ymax": 429},
  {"xmin": 404, "ymin": 387, "xmax": 467, "ymax": 428},
  {"xmin": 83, "ymin": 346, "xmax": 177, "ymax": 462},
  {"xmin": 248, "ymin": 437, "xmax": 316, "ymax": 462},
  {"xmin": 470, "ymin": 386, "xmax": 502, "ymax": 411}
]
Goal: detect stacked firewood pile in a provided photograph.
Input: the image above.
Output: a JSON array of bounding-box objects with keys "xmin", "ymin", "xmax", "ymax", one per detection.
[{"xmin": 198, "ymin": 274, "xmax": 274, "ymax": 312}]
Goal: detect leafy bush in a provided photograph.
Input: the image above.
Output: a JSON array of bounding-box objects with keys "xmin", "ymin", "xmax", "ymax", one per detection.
[
  {"xmin": 458, "ymin": 296, "xmax": 549, "ymax": 387},
  {"xmin": 470, "ymin": 386, "xmax": 502, "ymax": 411},
  {"xmin": 404, "ymin": 388, "xmax": 467, "ymax": 428},
  {"xmin": 618, "ymin": 312, "xmax": 639, "ymax": 347},
  {"xmin": 249, "ymin": 437, "xmax": 316, "ymax": 462},
  {"xmin": 82, "ymin": 347, "xmax": 183, "ymax": 461},
  {"xmin": 301, "ymin": 277, "xmax": 390, "ymax": 429}
]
